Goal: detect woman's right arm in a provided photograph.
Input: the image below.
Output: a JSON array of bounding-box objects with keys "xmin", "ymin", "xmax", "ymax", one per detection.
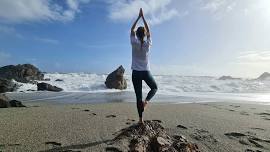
[{"xmin": 141, "ymin": 12, "xmax": 150, "ymax": 38}]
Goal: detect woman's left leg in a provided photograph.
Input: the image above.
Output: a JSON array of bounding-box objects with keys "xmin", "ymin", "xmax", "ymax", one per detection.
[
  {"xmin": 144, "ymin": 71, "xmax": 158, "ymax": 102},
  {"xmin": 132, "ymin": 70, "xmax": 144, "ymax": 118}
]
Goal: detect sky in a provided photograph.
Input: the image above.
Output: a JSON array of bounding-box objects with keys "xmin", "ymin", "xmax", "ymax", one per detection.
[{"xmin": 0, "ymin": 0, "xmax": 270, "ymax": 78}]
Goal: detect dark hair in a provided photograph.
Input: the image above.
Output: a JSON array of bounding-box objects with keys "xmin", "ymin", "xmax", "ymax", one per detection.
[{"xmin": 136, "ymin": 26, "xmax": 145, "ymax": 41}]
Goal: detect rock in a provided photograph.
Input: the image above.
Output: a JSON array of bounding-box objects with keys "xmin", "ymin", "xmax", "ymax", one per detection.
[
  {"xmin": 256, "ymin": 72, "xmax": 270, "ymax": 80},
  {"xmin": 0, "ymin": 78, "xmax": 18, "ymax": 93},
  {"xmin": 107, "ymin": 120, "xmax": 199, "ymax": 152},
  {"xmin": 37, "ymin": 82, "xmax": 63, "ymax": 92},
  {"xmin": 9, "ymin": 100, "xmax": 26, "ymax": 107},
  {"xmin": 44, "ymin": 78, "xmax": 50, "ymax": 81},
  {"xmin": 0, "ymin": 64, "xmax": 44, "ymax": 83},
  {"xmin": 27, "ymin": 89, "xmax": 36, "ymax": 91},
  {"xmin": 153, "ymin": 137, "xmax": 172, "ymax": 151},
  {"xmin": 0, "ymin": 94, "xmax": 26, "ymax": 108},
  {"xmin": 0, "ymin": 93, "xmax": 9, "ymax": 108},
  {"xmin": 105, "ymin": 65, "xmax": 127, "ymax": 90},
  {"xmin": 55, "ymin": 79, "xmax": 63, "ymax": 82},
  {"xmin": 218, "ymin": 76, "xmax": 241, "ymax": 80}
]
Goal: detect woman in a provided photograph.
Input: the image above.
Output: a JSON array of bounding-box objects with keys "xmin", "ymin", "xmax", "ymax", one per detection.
[{"xmin": 130, "ymin": 8, "xmax": 158, "ymax": 124}]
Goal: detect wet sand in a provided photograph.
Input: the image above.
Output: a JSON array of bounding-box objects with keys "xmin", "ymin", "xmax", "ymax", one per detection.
[{"xmin": 0, "ymin": 101, "xmax": 270, "ymax": 152}]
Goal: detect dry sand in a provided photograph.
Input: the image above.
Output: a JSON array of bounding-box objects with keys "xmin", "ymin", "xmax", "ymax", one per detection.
[{"xmin": 0, "ymin": 101, "xmax": 270, "ymax": 152}]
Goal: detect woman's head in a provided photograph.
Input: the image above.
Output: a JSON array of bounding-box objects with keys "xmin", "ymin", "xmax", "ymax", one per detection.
[{"xmin": 136, "ymin": 26, "xmax": 146, "ymax": 40}]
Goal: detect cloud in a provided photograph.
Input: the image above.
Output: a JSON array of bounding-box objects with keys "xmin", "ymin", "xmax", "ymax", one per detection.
[
  {"xmin": 78, "ymin": 42, "xmax": 128, "ymax": 49},
  {"xmin": 0, "ymin": 0, "xmax": 90, "ymax": 23},
  {"xmin": 0, "ymin": 51, "xmax": 11, "ymax": 65},
  {"xmin": 236, "ymin": 51, "xmax": 270, "ymax": 64},
  {"xmin": 200, "ymin": 0, "xmax": 225, "ymax": 12},
  {"xmin": 0, "ymin": 25, "xmax": 59, "ymax": 44},
  {"xmin": 199, "ymin": 0, "xmax": 236, "ymax": 12},
  {"xmin": 229, "ymin": 51, "xmax": 270, "ymax": 77},
  {"xmin": 108, "ymin": 0, "xmax": 180, "ymax": 25},
  {"xmin": 34, "ymin": 37, "xmax": 59, "ymax": 44},
  {"xmin": 0, "ymin": 51, "xmax": 10, "ymax": 60},
  {"xmin": 194, "ymin": 0, "xmax": 237, "ymax": 20},
  {"xmin": 0, "ymin": 25, "xmax": 24, "ymax": 38}
]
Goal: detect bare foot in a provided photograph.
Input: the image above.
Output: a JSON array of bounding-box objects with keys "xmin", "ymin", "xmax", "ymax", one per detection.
[
  {"xmin": 143, "ymin": 100, "xmax": 148, "ymax": 110},
  {"xmin": 138, "ymin": 118, "xmax": 144, "ymax": 124}
]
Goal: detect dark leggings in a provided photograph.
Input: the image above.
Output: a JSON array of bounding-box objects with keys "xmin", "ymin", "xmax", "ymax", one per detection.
[{"xmin": 132, "ymin": 70, "xmax": 158, "ymax": 118}]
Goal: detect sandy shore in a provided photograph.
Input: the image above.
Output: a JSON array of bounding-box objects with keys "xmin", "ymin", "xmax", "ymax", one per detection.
[{"xmin": 0, "ymin": 101, "xmax": 270, "ymax": 152}]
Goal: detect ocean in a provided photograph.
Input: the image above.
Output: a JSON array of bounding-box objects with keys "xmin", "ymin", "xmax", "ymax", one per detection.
[{"xmin": 8, "ymin": 73, "xmax": 270, "ymax": 105}]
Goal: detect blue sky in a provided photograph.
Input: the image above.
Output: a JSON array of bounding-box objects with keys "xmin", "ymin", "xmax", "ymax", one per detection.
[{"xmin": 0, "ymin": 0, "xmax": 270, "ymax": 78}]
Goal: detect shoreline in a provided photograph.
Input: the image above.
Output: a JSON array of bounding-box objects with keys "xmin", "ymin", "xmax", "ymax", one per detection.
[
  {"xmin": 6, "ymin": 91, "xmax": 270, "ymax": 106},
  {"xmin": 0, "ymin": 101, "xmax": 270, "ymax": 151}
]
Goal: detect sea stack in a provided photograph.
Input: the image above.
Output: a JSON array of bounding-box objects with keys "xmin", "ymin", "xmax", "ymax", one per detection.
[{"xmin": 105, "ymin": 65, "xmax": 127, "ymax": 90}]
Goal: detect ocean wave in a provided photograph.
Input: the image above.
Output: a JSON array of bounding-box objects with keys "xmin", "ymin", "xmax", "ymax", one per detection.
[{"xmin": 15, "ymin": 73, "xmax": 270, "ymax": 96}]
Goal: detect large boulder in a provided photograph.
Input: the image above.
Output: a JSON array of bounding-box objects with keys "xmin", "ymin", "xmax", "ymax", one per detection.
[
  {"xmin": 256, "ymin": 72, "xmax": 270, "ymax": 80},
  {"xmin": 0, "ymin": 78, "xmax": 18, "ymax": 93},
  {"xmin": 37, "ymin": 82, "xmax": 63, "ymax": 92},
  {"xmin": 105, "ymin": 65, "xmax": 127, "ymax": 90},
  {"xmin": 0, "ymin": 94, "xmax": 25, "ymax": 108},
  {"xmin": 106, "ymin": 120, "xmax": 199, "ymax": 152},
  {"xmin": 0, "ymin": 64, "xmax": 44, "ymax": 83}
]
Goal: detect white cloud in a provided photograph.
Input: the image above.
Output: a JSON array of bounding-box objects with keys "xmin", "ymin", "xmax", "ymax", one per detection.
[
  {"xmin": 199, "ymin": 0, "xmax": 236, "ymax": 12},
  {"xmin": 0, "ymin": 25, "xmax": 15, "ymax": 33},
  {"xmin": 195, "ymin": 0, "xmax": 237, "ymax": 20},
  {"xmin": 34, "ymin": 37, "xmax": 59, "ymax": 44},
  {"xmin": 0, "ymin": 51, "xmax": 10, "ymax": 60},
  {"xmin": 0, "ymin": 25, "xmax": 59, "ymax": 44},
  {"xmin": 108, "ymin": 0, "xmax": 180, "ymax": 25},
  {"xmin": 79, "ymin": 42, "xmax": 128, "ymax": 49},
  {"xmin": 237, "ymin": 51, "xmax": 270, "ymax": 63},
  {"xmin": 0, "ymin": 0, "xmax": 91, "ymax": 23},
  {"xmin": 0, "ymin": 51, "xmax": 11, "ymax": 65},
  {"xmin": 200, "ymin": 0, "xmax": 225, "ymax": 12},
  {"xmin": 0, "ymin": 25, "xmax": 24, "ymax": 38},
  {"xmin": 228, "ymin": 51, "xmax": 270, "ymax": 77}
]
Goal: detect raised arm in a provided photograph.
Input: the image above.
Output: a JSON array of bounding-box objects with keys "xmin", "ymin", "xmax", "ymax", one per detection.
[
  {"xmin": 131, "ymin": 12, "xmax": 141, "ymax": 36},
  {"xmin": 141, "ymin": 9, "xmax": 150, "ymax": 38}
]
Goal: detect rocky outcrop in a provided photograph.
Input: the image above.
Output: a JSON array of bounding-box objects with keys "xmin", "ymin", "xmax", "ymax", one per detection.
[
  {"xmin": 37, "ymin": 82, "xmax": 63, "ymax": 92},
  {"xmin": 9, "ymin": 100, "xmax": 26, "ymax": 107},
  {"xmin": 0, "ymin": 94, "xmax": 25, "ymax": 108},
  {"xmin": 218, "ymin": 76, "xmax": 241, "ymax": 80},
  {"xmin": 0, "ymin": 93, "xmax": 9, "ymax": 108},
  {"xmin": 55, "ymin": 79, "xmax": 63, "ymax": 82},
  {"xmin": 0, "ymin": 78, "xmax": 18, "ymax": 93},
  {"xmin": 105, "ymin": 65, "xmax": 127, "ymax": 90},
  {"xmin": 0, "ymin": 64, "xmax": 44, "ymax": 83},
  {"xmin": 106, "ymin": 120, "xmax": 199, "ymax": 152},
  {"xmin": 256, "ymin": 72, "xmax": 270, "ymax": 80}
]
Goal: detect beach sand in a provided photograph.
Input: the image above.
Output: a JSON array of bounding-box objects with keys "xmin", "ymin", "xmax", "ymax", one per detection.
[{"xmin": 0, "ymin": 101, "xmax": 270, "ymax": 152}]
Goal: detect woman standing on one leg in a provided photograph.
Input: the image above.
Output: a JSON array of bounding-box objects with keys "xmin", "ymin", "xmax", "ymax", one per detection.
[{"xmin": 130, "ymin": 8, "xmax": 158, "ymax": 124}]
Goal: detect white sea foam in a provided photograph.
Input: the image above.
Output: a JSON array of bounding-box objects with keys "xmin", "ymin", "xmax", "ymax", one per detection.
[
  {"xmin": 16, "ymin": 73, "xmax": 270, "ymax": 94},
  {"xmin": 14, "ymin": 73, "xmax": 270, "ymax": 104}
]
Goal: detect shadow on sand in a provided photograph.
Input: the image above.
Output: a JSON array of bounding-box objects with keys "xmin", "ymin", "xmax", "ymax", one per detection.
[{"xmin": 39, "ymin": 139, "xmax": 111, "ymax": 152}]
